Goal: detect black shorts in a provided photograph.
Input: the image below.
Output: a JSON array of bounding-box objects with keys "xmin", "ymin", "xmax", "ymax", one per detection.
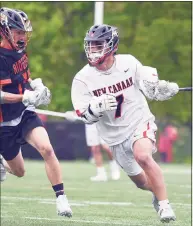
[{"xmin": 0, "ymin": 110, "xmax": 43, "ymax": 161}]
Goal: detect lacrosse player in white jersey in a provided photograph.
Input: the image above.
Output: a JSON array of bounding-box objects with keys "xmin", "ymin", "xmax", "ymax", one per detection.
[{"xmin": 71, "ymin": 24, "xmax": 179, "ymax": 223}]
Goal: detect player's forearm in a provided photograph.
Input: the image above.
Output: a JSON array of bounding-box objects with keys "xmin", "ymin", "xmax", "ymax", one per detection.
[{"xmin": 0, "ymin": 91, "xmax": 23, "ymax": 104}]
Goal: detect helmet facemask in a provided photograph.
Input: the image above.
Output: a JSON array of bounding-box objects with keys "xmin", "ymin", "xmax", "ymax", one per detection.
[
  {"xmin": 2, "ymin": 27, "xmax": 32, "ymax": 52},
  {"xmin": 84, "ymin": 36, "xmax": 116, "ymax": 66}
]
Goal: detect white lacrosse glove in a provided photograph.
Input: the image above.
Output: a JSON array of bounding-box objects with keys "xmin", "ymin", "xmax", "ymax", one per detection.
[
  {"xmin": 29, "ymin": 78, "xmax": 51, "ymax": 106},
  {"xmin": 29, "ymin": 78, "xmax": 45, "ymax": 90},
  {"xmin": 155, "ymin": 80, "xmax": 179, "ymax": 100},
  {"xmin": 22, "ymin": 89, "xmax": 51, "ymax": 107},
  {"xmin": 89, "ymin": 94, "xmax": 118, "ymax": 117},
  {"xmin": 79, "ymin": 94, "xmax": 117, "ymax": 124},
  {"xmin": 140, "ymin": 80, "xmax": 179, "ymax": 101},
  {"xmin": 22, "ymin": 90, "xmax": 39, "ymax": 106}
]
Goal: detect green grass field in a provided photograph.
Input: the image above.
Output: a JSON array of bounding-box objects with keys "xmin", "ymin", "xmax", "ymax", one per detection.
[{"xmin": 1, "ymin": 161, "xmax": 191, "ymax": 226}]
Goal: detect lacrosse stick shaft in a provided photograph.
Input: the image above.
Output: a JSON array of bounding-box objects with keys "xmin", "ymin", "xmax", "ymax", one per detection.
[
  {"xmin": 35, "ymin": 109, "xmax": 67, "ymax": 118},
  {"xmin": 179, "ymin": 87, "xmax": 192, "ymax": 91}
]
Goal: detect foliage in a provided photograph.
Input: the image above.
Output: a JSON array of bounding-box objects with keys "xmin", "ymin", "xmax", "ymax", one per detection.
[{"xmin": 2, "ymin": 2, "xmax": 192, "ymax": 122}]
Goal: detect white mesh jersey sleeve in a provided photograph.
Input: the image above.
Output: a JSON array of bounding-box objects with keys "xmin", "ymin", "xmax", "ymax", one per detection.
[{"xmin": 71, "ymin": 75, "xmax": 92, "ymax": 116}]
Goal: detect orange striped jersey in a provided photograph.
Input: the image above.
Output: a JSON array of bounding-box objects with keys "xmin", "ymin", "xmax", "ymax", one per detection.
[{"xmin": 0, "ymin": 47, "xmax": 31, "ymax": 122}]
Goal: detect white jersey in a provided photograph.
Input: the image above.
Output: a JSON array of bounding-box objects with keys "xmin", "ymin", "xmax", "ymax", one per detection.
[{"xmin": 71, "ymin": 54, "xmax": 155, "ymax": 146}]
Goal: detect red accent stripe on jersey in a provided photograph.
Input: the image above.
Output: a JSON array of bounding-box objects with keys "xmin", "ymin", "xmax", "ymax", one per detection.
[
  {"xmin": 18, "ymin": 84, "xmax": 23, "ymax": 94},
  {"xmin": 143, "ymin": 122, "xmax": 150, "ymax": 138},
  {"xmin": 22, "ymin": 72, "xmax": 28, "ymax": 81},
  {"xmin": 76, "ymin": 110, "xmax": 82, "ymax": 117},
  {"xmin": 0, "ymin": 79, "xmax": 12, "ymax": 85}
]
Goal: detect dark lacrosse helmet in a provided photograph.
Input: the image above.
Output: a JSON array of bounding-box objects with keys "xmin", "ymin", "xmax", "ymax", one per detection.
[
  {"xmin": 0, "ymin": 7, "xmax": 32, "ymax": 51},
  {"xmin": 84, "ymin": 24, "xmax": 119, "ymax": 66}
]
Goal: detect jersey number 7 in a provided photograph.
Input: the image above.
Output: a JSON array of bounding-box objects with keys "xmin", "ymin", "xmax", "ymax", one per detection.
[{"xmin": 115, "ymin": 94, "xmax": 124, "ymax": 118}]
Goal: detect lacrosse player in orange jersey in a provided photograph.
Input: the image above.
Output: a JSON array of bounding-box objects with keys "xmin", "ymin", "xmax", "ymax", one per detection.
[{"xmin": 0, "ymin": 7, "xmax": 72, "ymax": 217}]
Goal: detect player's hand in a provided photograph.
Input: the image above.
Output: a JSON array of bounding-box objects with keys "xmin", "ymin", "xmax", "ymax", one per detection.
[
  {"xmin": 36, "ymin": 87, "xmax": 51, "ymax": 106},
  {"xmin": 29, "ymin": 78, "xmax": 51, "ymax": 105},
  {"xmin": 22, "ymin": 90, "xmax": 39, "ymax": 106},
  {"xmin": 89, "ymin": 94, "xmax": 117, "ymax": 117},
  {"xmin": 156, "ymin": 81, "xmax": 179, "ymax": 100},
  {"xmin": 167, "ymin": 82, "xmax": 179, "ymax": 96},
  {"xmin": 22, "ymin": 89, "xmax": 51, "ymax": 107}
]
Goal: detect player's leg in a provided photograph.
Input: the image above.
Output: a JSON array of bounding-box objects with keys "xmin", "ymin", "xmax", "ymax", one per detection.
[
  {"xmin": 129, "ymin": 170, "xmax": 152, "ymax": 191},
  {"xmin": 133, "ymin": 138, "xmax": 168, "ymax": 200},
  {"xmin": 110, "ymin": 137, "xmax": 175, "ymax": 223},
  {"xmin": 2, "ymin": 149, "xmax": 25, "ymax": 177},
  {"xmin": 89, "ymin": 145, "xmax": 108, "ymax": 181},
  {"xmin": 25, "ymin": 126, "xmax": 72, "ymax": 217},
  {"xmin": 101, "ymin": 143, "xmax": 113, "ymax": 161},
  {"xmin": 0, "ymin": 130, "xmax": 25, "ymax": 179},
  {"xmin": 85, "ymin": 124, "xmax": 107, "ymax": 181},
  {"xmin": 133, "ymin": 138, "xmax": 176, "ymax": 222},
  {"xmin": 19, "ymin": 110, "xmax": 71, "ymax": 217},
  {"xmin": 101, "ymin": 142, "xmax": 120, "ymax": 180},
  {"xmin": 128, "ymin": 168, "xmax": 160, "ymax": 212},
  {"xmin": 26, "ymin": 127, "xmax": 62, "ymax": 185},
  {"xmin": 0, "ymin": 154, "xmax": 7, "ymax": 182}
]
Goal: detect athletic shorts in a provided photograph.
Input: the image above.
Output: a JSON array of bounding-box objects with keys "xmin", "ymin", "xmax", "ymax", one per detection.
[
  {"xmin": 0, "ymin": 110, "xmax": 43, "ymax": 161},
  {"xmin": 109, "ymin": 120, "xmax": 157, "ymax": 176},
  {"xmin": 85, "ymin": 124, "xmax": 106, "ymax": 146}
]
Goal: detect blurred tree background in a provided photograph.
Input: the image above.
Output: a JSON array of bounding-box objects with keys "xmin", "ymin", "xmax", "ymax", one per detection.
[
  {"xmin": 1, "ymin": 1, "xmax": 191, "ymax": 123},
  {"xmin": 1, "ymin": 2, "xmax": 191, "ymax": 163}
]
